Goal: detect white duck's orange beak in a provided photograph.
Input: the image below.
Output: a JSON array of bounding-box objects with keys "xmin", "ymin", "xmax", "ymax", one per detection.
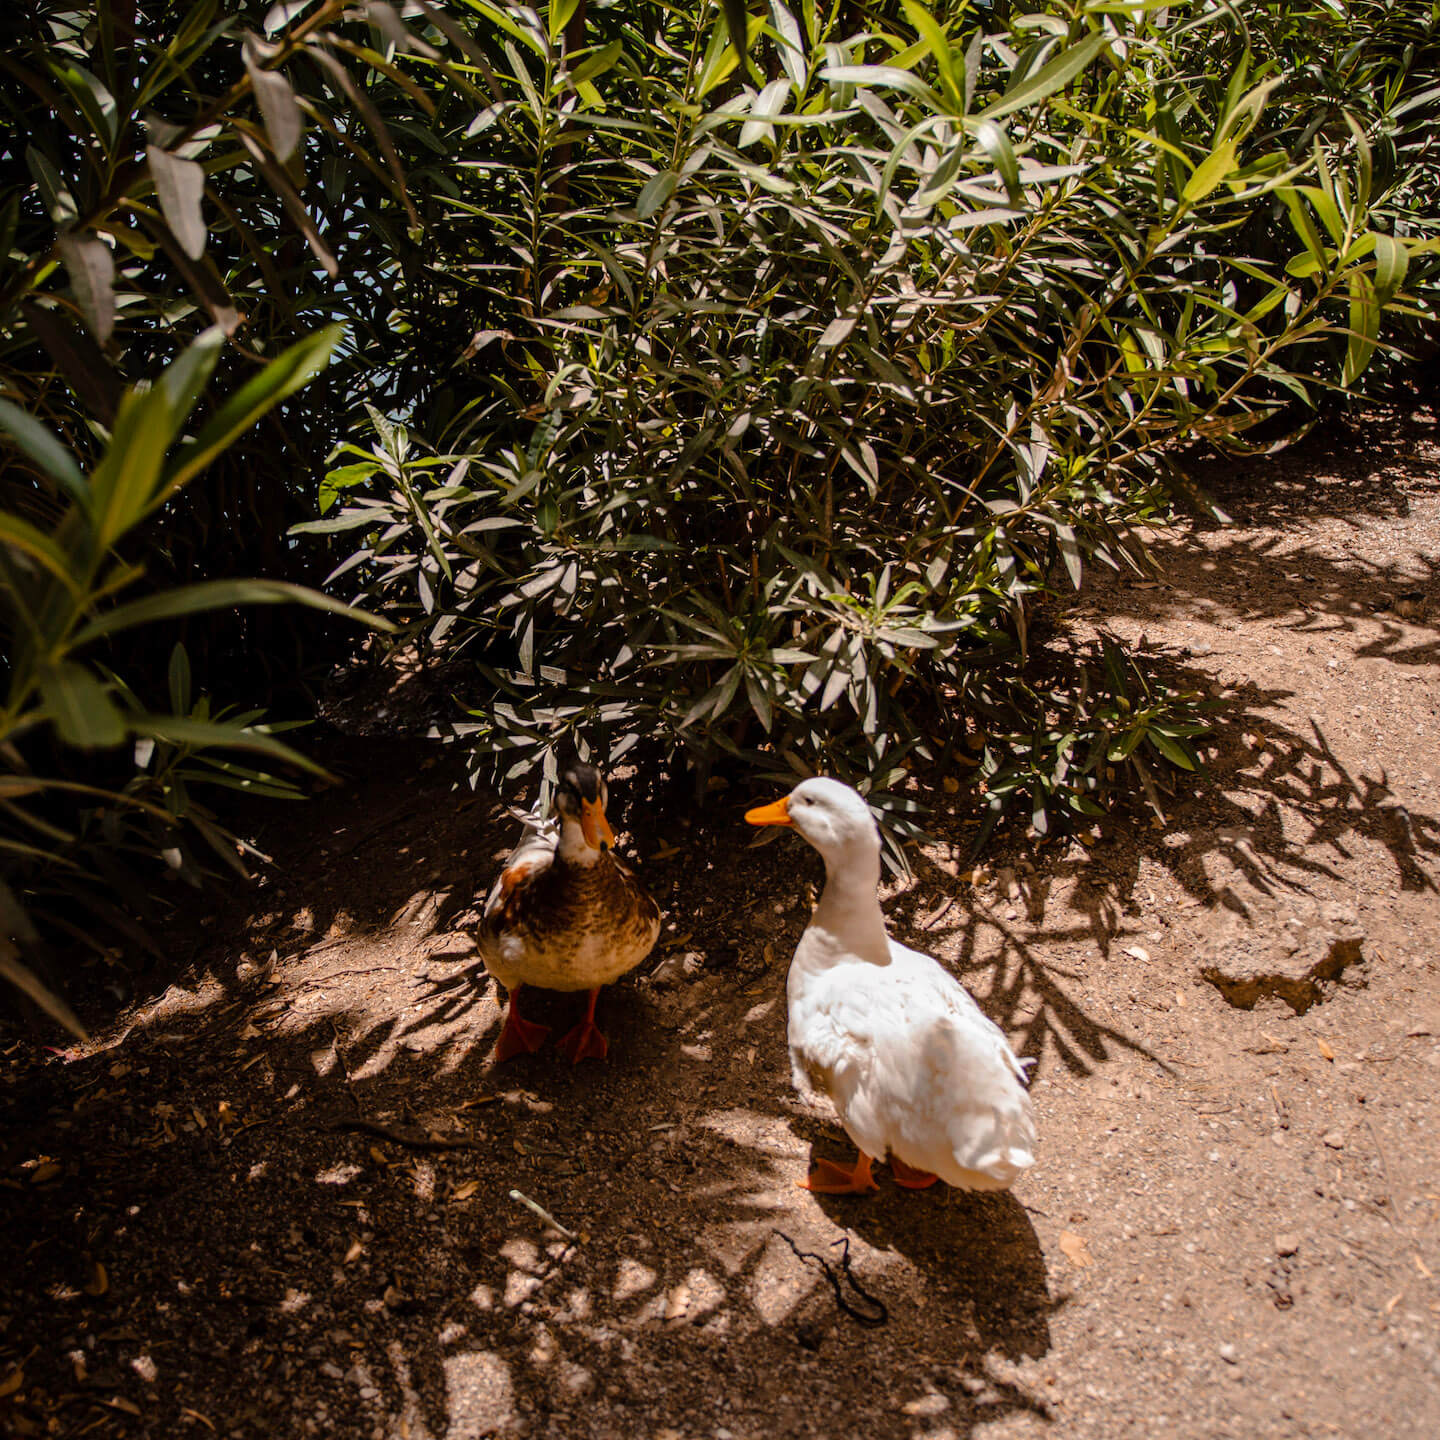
[
  {"xmin": 744, "ymin": 796, "xmax": 792, "ymax": 826},
  {"xmin": 580, "ymin": 797, "xmax": 616, "ymax": 849}
]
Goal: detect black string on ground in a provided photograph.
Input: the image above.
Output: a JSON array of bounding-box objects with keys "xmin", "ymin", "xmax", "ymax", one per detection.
[{"xmin": 777, "ymin": 1231, "xmax": 888, "ymax": 1328}]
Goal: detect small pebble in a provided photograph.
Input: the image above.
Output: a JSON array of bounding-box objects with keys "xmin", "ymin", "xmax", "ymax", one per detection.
[
  {"xmin": 1275, "ymin": 1234, "xmax": 1300, "ymax": 1257},
  {"xmin": 1322, "ymin": 1130, "xmax": 1345, "ymax": 1149},
  {"xmin": 1218, "ymin": 1343, "xmax": 1239, "ymax": 1365}
]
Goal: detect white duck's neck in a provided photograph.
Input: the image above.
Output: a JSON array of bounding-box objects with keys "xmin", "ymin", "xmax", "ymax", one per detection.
[
  {"xmin": 803, "ymin": 844, "xmax": 891, "ymax": 966},
  {"xmin": 555, "ymin": 817, "xmax": 602, "ymax": 867}
]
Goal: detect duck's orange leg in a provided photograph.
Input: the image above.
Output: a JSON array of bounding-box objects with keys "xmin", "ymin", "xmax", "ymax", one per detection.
[
  {"xmin": 557, "ymin": 987, "xmax": 608, "ymax": 1064},
  {"xmin": 800, "ymin": 1150, "xmax": 879, "ymax": 1194},
  {"xmin": 495, "ymin": 984, "xmax": 550, "ymax": 1062},
  {"xmin": 890, "ymin": 1156, "xmax": 940, "ymax": 1189}
]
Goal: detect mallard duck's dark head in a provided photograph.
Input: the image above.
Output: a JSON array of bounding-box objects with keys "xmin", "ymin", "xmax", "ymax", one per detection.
[{"xmin": 553, "ymin": 764, "xmax": 615, "ymax": 850}]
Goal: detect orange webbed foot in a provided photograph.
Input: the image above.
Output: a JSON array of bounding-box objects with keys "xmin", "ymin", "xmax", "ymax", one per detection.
[
  {"xmin": 557, "ymin": 1018, "xmax": 609, "ymax": 1064},
  {"xmin": 799, "ymin": 1152, "xmax": 879, "ymax": 1194},
  {"xmin": 495, "ymin": 989, "xmax": 550, "ymax": 1062},
  {"xmin": 558, "ymin": 988, "xmax": 608, "ymax": 1064},
  {"xmin": 890, "ymin": 1156, "xmax": 940, "ymax": 1189}
]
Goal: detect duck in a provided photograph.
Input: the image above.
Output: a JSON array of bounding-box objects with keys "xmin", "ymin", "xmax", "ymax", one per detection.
[
  {"xmin": 745, "ymin": 777, "xmax": 1035, "ymax": 1194},
  {"xmin": 479, "ymin": 763, "xmax": 661, "ymax": 1063}
]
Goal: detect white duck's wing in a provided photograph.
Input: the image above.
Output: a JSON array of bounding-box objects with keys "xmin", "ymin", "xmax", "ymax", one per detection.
[
  {"xmin": 882, "ymin": 942, "xmax": 1036, "ymax": 1188},
  {"xmin": 786, "ymin": 963, "xmax": 893, "ymax": 1150}
]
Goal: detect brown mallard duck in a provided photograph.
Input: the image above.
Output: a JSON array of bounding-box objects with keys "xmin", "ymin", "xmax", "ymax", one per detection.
[{"xmin": 479, "ymin": 763, "xmax": 660, "ymax": 1063}]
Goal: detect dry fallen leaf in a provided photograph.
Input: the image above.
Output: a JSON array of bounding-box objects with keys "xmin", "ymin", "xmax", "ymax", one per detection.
[
  {"xmin": 83, "ymin": 1261, "xmax": 109, "ymax": 1297},
  {"xmin": 368, "ymin": 1146, "xmax": 389, "ymax": 1166},
  {"xmin": 1058, "ymin": 1230, "xmax": 1093, "ymax": 1268},
  {"xmin": 1124, "ymin": 945, "xmax": 1151, "ymax": 962},
  {"xmin": 451, "ymin": 1180, "xmax": 480, "ymax": 1201},
  {"xmin": 0, "ymin": 1367, "xmax": 23, "ymax": 1399},
  {"xmin": 180, "ymin": 1409, "xmax": 217, "ymax": 1432},
  {"xmin": 29, "ymin": 1161, "xmax": 62, "ymax": 1184},
  {"xmin": 1317, "ymin": 1038, "xmax": 1336, "ymax": 1061},
  {"xmin": 343, "ymin": 1238, "xmax": 364, "ymax": 1264},
  {"xmin": 104, "ymin": 1396, "xmax": 142, "ymax": 1416}
]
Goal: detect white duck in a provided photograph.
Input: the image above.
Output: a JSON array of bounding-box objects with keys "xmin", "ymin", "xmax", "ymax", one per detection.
[{"xmin": 746, "ymin": 777, "xmax": 1035, "ymax": 1194}]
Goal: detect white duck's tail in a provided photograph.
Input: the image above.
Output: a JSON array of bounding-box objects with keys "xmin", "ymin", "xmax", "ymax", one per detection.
[{"xmin": 930, "ymin": 1023, "xmax": 1037, "ymax": 1191}]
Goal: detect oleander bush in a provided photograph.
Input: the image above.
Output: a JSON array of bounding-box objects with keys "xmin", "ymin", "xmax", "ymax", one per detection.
[
  {"xmin": 302, "ymin": 0, "xmax": 1438, "ymax": 858},
  {"xmin": 3, "ymin": 1, "xmax": 1438, "ymax": 1020}
]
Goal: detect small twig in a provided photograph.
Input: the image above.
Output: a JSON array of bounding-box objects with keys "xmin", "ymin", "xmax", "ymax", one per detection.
[
  {"xmin": 777, "ymin": 1232, "xmax": 888, "ymax": 1328},
  {"xmin": 294, "ymin": 965, "xmax": 402, "ymax": 992},
  {"xmin": 920, "ymin": 896, "xmax": 955, "ymax": 931},
  {"xmin": 509, "ymin": 1188, "xmax": 579, "ymax": 1241},
  {"xmin": 228, "ymin": 1114, "xmax": 279, "ymax": 1140},
  {"xmin": 325, "ymin": 1117, "xmax": 487, "ymax": 1152}
]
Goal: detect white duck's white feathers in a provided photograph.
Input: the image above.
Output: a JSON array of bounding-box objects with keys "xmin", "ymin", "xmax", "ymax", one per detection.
[{"xmin": 774, "ymin": 778, "xmax": 1036, "ymax": 1190}]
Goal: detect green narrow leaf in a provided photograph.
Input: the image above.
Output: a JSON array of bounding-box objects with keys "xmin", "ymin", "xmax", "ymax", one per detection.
[
  {"xmin": 19, "ymin": 297, "xmax": 121, "ymax": 424},
  {"xmin": 38, "ymin": 662, "xmax": 126, "ymax": 748},
  {"xmin": 147, "ymin": 145, "xmax": 207, "ymax": 260},
  {"xmin": 549, "ymin": 0, "xmax": 582, "ymax": 44},
  {"xmin": 721, "ymin": 0, "xmax": 754, "ymax": 79},
  {"xmin": 168, "ymin": 642, "xmax": 192, "ymax": 714},
  {"xmin": 0, "ymin": 396, "xmax": 89, "ymax": 507},
  {"xmin": 129, "ymin": 714, "xmax": 330, "ymax": 776},
  {"xmin": 56, "ymin": 230, "xmax": 115, "ymax": 344},
  {"xmin": 570, "ymin": 39, "xmax": 623, "ymax": 86},
  {"xmin": 1372, "ymin": 233, "xmax": 1408, "ymax": 300},
  {"xmin": 1343, "ymin": 271, "xmax": 1379, "ymax": 386},
  {"xmin": 979, "ymin": 32, "xmax": 1108, "ymax": 122},
  {"xmin": 88, "ymin": 384, "xmax": 178, "ymax": 548},
  {"xmin": 0, "ymin": 939, "xmax": 88, "ymax": 1040},
  {"xmin": 1181, "ymin": 138, "xmax": 1237, "ymax": 204},
  {"xmin": 289, "ymin": 509, "xmax": 383, "ymax": 534},
  {"xmin": 242, "ymin": 34, "xmax": 304, "ymax": 162},
  {"xmin": 71, "ymin": 577, "xmax": 395, "ymax": 646},
  {"xmin": 739, "ymin": 78, "xmax": 791, "ymax": 147},
  {"xmin": 1279, "ymin": 188, "xmax": 1328, "ymax": 271},
  {"xmin": 900, "ymin": 0, "xmax": 962, "ymax": 110},
  {"xmin": 973, "ymin": 121, "xmax": 1021, "ymax": 205},
  {"xmin": 636, "ymin": 170, "xmax": 678, "ymax": 220},
  {"xmin": 0, "ymin": 512, "xmax": 82, "ymax": 593},
  {"xmin": 465, "ymin": 0, "xmax": 547, "ymax": 56},
  {"xmin": 1055, "ymin": 523, "xmax": 1082, "ymax": 589},
  {"xmin": 162, "ymin": 325, "xmax": 344, "ymax": 495},
  {"xmin": 821, "ymin": 64, "xmax": 941, "ymax": 103},
  {"xmin": 962, "ymin": 27, "xmax": 982, "ymax": 114},
  {"xmin": 1298, "ymin": 181, "xmax": 1343, "ymax": 245},
  {"xmin": 157, "ymin": 327, "xmax": 225, "ymax": 431},
  {"xmin": 1147, "ymin": 729, "xmax": 1197, "ymax": 771}
]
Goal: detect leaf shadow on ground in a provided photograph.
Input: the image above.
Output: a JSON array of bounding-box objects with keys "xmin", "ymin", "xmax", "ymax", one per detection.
[{"xmin": 1, "ymin": 751, "xmax": 1070, "ymax": 1440}]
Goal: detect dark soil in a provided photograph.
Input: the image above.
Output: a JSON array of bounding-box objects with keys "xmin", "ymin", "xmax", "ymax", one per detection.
[{"xmin": 3, "ymin": 407, "xmax": 1438, "ymax": 1440}]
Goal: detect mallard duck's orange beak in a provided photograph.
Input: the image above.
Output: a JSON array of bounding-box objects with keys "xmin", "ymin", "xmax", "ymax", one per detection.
[
  {"xmin": 744, "ymin": 797, "xmax": 792, "ymax": 826},
  {"xmin": 581, "ymin": 798, "xmax": 616, "ymax": 849}
]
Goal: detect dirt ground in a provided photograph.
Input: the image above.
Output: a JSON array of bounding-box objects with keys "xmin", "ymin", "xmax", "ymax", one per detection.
[{"xmin": 2, "ymin": 407, "xmax": 1438, "ymax": 1440}]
